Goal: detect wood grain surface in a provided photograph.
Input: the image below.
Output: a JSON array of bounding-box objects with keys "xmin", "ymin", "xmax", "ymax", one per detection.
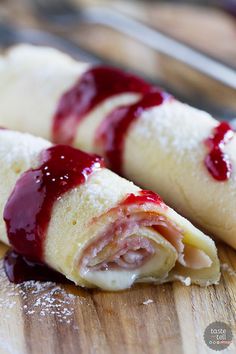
[
  {"xmin": 0, "ymin": 1, "xmax": 236, "ymax": 353},
  {"xmin": 0, "ymin": 242, "xmax": 236, "ymax": 354}
]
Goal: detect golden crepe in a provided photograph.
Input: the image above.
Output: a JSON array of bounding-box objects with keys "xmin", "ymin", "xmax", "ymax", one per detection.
[
  {"xmin": 0, "ymin": 44, "xmax": 235, "ymax": 249},
  {"xmin": 0, "ymin": 129, "xmax": 219, "ymax": 289}
]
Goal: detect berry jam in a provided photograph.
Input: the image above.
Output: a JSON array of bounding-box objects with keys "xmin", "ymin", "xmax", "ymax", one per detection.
[
  {"xmin": 204, "ymin": 121, "xmax": 234, "ymax": 181},
  {"xmin": 95, "ymin": 90, "xmax": 170, "ymax": 174},
  {"xmin": 121, "ymin": 190, "xmax": 165, "ymax": 208},
  {"xmin": 52, "ymin": 66, "xmax": 152, "ymax": 145},
  {"xmin": 4, "ymin": 250, "xmax": 69, "ymax": 284},
  {"xmin": 4, "ymin": 145, "xmax": 103, "ymax": 263}
]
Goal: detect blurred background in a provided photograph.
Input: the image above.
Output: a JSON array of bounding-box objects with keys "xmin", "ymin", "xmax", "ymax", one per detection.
[{"xmin": 0, "ymin": 0, "xmax": 236, "ymax": 119}]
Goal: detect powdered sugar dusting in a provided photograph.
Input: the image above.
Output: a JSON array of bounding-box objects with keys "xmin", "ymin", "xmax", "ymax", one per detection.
[
  {"xmin": 0, "ymin": 260, "xmax": 83, "ymax": 326},
  {"xmin": 135, "ymin": 100, "xmax": 216, "ymax": 159},
  {"xmin": 0, "ymin": 130, "xmax": 51, "ymax": 169},
  {"xmin": 142, "ymin": 299, "xmax": 154, "ymax": 305},
  {"xmin": 221, "ymin": 262, "xmax": 236, "ymax": 277}
]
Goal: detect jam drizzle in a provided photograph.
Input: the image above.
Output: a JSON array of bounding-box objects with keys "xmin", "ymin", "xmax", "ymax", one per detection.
[
  {"xmin": 95, "ymin": 91, "xmax": 170, "ymax": 174},
  {"xmin": 4, "ymin": 145, "xmax": 103, "ymax": 264},
  {"xmin": 121, "ymin": 190, "xmax": 166, "ymax": 209},
  {"xmin": 52, "ymin": 66, "xmax": 152, "ymax": 145},
  {"xmin": 204, "ymin": 121, "xmax": 234, "ymax": 181}
]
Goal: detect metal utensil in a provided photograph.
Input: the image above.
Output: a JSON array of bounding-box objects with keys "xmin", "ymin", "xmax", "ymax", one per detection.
[
  {"xmin": 0, "ymin": 21, "xmax": 168, "ymax": 84},
  {"xmin": 0, "ymin": 22, "xmax": 100, "ymax": 63},
  {"xmin": 32, "ymin": 0, "xmax": 236, "ymax": 90},
  {"xmin": 0, "ymin": 21, "xmax": 235, "ymax": 121}
]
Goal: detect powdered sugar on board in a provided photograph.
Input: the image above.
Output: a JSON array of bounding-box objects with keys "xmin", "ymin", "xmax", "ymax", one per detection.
[
  {"xmin": 221, "ymin": 262, "xmax": 236, "ymax": 277},
  {"xmin": 142, "ymin": 299, "xmax": 154, "ymax": 305},
  {"xmin": 0, "ymin": 260, "xmax": 82, "ymax": 326}
]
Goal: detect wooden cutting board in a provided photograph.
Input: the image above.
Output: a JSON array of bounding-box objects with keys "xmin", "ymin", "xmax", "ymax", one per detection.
[
  {"xmin": 0, "ymin": 1, "xmax": 236, "ymax": 353},
  {"xmin": 0, "ymin": 241, "xmax": 236, "ymax": 354}
]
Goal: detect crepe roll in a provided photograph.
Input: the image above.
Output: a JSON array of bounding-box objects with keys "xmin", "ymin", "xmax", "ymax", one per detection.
[
  {"xmin": 0, "ymin": 45, "xmax": 235, "ymax": 249},
  {"xmin": 0, "ymin": 129, "xmax": 219, "ymax": 289}
]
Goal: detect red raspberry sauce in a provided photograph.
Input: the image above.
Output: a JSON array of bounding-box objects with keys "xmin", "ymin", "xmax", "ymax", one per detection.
[
  {"xmin": 204, "ymin": 122, "xmax": 234, "ymax": 181},
  {"xmin": 121, "ymin": 190, "xmax": 166, "ymax": 208},
  {"xmin": 52, "ymin": 66, "xmax": 152, "ymax": 145},
  {"xmin": 95, "ymin": 90, "xmax": 170, "ymax": 174},
  {"xmin": 3, "ymin": 145, "xmax": 103, "ymax": 283}
]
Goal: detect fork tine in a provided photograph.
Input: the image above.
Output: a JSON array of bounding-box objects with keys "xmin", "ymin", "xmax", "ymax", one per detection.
[{"xmin": 32, "ymin": 0, "xmax": 77, "ymax": 17}]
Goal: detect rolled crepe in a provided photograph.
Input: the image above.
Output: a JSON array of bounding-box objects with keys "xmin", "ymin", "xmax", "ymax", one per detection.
[
  {"xmin": 0, "ymin": 45, "xmax": 235, "ymax": 249},
  {"xmin": 0, "ymin": 129, "xmax": 219, "ymax": 289}
]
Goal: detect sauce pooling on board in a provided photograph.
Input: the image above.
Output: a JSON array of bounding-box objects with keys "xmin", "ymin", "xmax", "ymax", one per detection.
[
  {"xmin": 52, "ymin": 66, "xmax": 152, "ymax": 145},
  {"xmin": 204, "ymin": 121, "xmax": 234, "ymax": 181},
  {"xmin": 95, "ymin": 91, "xmax": 170, "ymax": 174},
  {"xmin": 4, "ymin": 145, "xmax": 103, "ymax": 278},
  {"xmin": 4, "ymin": 250, "xmax": 70, "ymax": 284}
]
